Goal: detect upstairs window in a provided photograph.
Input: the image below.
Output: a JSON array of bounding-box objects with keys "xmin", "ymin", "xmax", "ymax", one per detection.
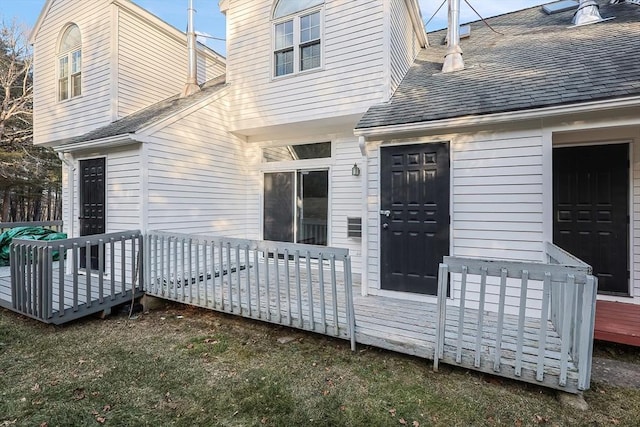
[
  {"xmin": 273, "ymin": 0, "xmax": 323, "ymax": 77},
  {"xmin": 58, "ymin": 24, "xmax": 82, "ymax": 101}
]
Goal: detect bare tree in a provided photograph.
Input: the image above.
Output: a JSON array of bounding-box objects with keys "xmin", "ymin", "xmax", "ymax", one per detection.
[{"xmin": 0, "ymin": 19, "xmax": 61, "ymax": 222}]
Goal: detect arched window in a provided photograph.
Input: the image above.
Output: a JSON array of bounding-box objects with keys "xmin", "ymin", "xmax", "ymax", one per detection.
[
  {"xmin": 58, "ymin": 24, "xmax": 82, "ymax": 100},
  {"xmin": 272, "ymin": 0, "xmax": 323, "ymax": 77}
]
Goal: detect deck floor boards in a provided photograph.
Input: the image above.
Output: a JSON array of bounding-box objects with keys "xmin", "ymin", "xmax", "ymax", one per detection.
[{"xmin": 595, "ymin": 300, "xmax": 640, "ymax": 346}]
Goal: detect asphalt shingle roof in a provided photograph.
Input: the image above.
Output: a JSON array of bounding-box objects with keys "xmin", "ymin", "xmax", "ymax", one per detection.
[
  {"xmin": 55, "ymin": 75, "xmax": 226, "ymax": 146},
  {"xmin": 357, "ymin": 1, "xmax": 640, "ymax": 129}
]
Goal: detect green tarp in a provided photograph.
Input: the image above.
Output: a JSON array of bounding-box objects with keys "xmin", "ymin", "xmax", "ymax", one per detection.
[{"xmin": 0, "ymin": 227, "xmax": 68, "ymax": 266}]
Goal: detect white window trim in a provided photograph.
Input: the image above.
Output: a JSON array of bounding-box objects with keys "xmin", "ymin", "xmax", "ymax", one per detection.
[
  {"xmin": 57, "ymin": 26, "xmax": 82, "ymax": 102},
  {"xmin": 271, "ymin": 5, "xmax": 324, "ymax": 79}
]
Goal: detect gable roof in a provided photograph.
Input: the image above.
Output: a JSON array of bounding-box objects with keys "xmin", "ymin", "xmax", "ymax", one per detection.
[
  {"xmin": 356, "ymin": 0, "xmax": 640, "ymax": 131},
  {"xmin": 30, "ymin": 0, "xmax": 224, "ymax": 63},
  {"xmin": 52, "ymin": 76, "xmax": 227, "ymax": 149}
]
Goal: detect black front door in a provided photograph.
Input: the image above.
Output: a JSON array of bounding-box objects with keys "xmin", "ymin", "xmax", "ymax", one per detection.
[
  {"xmin": 380, "ymin": 143, "xmax": 450, "ymax": 295},
  {"xmin": 553, "ymin": 144, "xmax": 629, "ymax": 295},
  {"xmin": 79, "ymin": 158, "xmax": 105, "ymax": 270}
]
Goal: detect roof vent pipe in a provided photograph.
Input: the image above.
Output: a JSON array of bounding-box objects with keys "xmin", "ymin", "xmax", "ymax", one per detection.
[
  {"xmin": 573, "ymin": 0, "xmax": 603, "ymax": 25},
  {"xmin": 442, "ymin": 0, "xmax": 464, "ymax": 73},
  {"xmin": 181, "ymin": 0, "xmax": 200, "ymax": 97}
]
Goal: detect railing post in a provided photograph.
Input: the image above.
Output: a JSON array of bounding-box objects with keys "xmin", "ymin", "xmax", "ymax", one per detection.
[
  {"xmin": 434, "ymin": 263, "xmax": 449, "ymax": 372},
  {"xmin": 578, "ymin": 275, "xmax": 597, "ymax": 390},
  {"xmin": 344, "ymin": 255, "xmax": 356, "ymax": 352}
]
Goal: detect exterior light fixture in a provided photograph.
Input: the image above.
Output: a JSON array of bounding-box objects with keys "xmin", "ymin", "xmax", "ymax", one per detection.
[{"xmin": 352, "ymin": 163, "xmax": 360, "ymax": 176}]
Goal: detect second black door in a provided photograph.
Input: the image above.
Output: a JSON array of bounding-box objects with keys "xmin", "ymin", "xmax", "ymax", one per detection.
[{"xmin": 553, "ymin": 144, "xmax": 629, "ymax": 295}]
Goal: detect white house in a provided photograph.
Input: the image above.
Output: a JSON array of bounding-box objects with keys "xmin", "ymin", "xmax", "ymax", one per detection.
[{"xmin": 30, "ymin": 0, "xmax": 640, "ymax": 342}]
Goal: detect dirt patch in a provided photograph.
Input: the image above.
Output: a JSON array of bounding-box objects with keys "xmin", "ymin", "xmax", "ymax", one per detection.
[{"xmin": 591, "ymin": 357, "xmax": 640, "ymax": 389}]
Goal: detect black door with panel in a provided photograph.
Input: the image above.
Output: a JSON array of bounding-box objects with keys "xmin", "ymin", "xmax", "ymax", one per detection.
[
  {"xmin": 553, "ymin": 144, "xmax": 629, "ymax": 295},
  {"xmin": 79, "ymin": 158, "xmax": 106, "ymax": 270},
  {"xmin": 380, "ymin": 143, "xmax": 450, "ymax": 295}
]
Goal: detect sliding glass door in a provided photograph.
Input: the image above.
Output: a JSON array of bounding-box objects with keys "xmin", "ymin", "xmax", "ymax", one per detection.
[{"xmin": 264, "ymin": 170, "xmax": 328, "ymax": 246}]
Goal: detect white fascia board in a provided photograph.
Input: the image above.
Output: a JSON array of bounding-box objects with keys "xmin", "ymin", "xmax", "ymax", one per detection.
[
  {"xmin": 28, "ymin": 0, "xmax": 55, "ymax": 44},
  {"xmin": 405, "ymin": 0, "xmax": 428, "ymax": 47},
  {"xmin": 52, "ymin": 134, "xmax": 140, "ymax": 153},
  {"xmin": 354, "ymin": 96, "xmax": 640, "ymax": 140}
]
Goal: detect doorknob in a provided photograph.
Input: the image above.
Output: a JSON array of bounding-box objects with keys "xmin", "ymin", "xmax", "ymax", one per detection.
[
  {"xmin": 383, "ymin": 223, "xmax": 389, "ymax": 229},
  {"xmin": 380, "ymin": 210, "xmax": 391, "ymax": 217}
]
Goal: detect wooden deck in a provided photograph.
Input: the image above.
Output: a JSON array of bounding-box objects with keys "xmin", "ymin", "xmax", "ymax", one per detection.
[
  {"xmin": 146, "ymin": 258, "xmax": 582, "ymax": 393},
  {"xmin": 0, "ymin": 265, "xmax": 143, "ymax": 324},
  {"xmin": 595, "ymin": 300, "xmax": 640, "ymax": 346}
]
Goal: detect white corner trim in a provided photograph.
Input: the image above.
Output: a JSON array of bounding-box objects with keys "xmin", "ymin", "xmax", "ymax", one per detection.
[{"xmin": 405, "ymin": 0, "xmax": 428, "ymax": 47}]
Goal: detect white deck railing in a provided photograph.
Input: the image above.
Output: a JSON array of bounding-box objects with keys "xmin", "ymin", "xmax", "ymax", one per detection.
[
  {"xmin": 9, "ymin": 230, "xmax": 143, "ymax": 322},
  {"xmin": 434, "ymin": 245, "xmax": 597, "ymax": 392},
  {"xmin": 144, "ymin": 231, "xmax": 356, "ymax": 350}
]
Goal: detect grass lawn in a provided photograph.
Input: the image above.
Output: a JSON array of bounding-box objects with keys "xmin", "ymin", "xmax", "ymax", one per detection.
[{"xmin": 1, "ymin": 303, "xmax": 639, "ymax": 426}]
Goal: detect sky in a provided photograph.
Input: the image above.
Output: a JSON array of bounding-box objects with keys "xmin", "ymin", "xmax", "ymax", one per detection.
[{"xmin": 0, "ymin": 0, "xmax": 554, "ymax": 55}]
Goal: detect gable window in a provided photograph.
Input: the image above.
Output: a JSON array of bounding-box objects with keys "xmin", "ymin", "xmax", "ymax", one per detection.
[
  {"xmin": 58, "ymin": 24, "xmax": 82, "ymax": 101},
  {"xmin": 273, "ymin": 0, "xmax": 323, "ymax": 77}
]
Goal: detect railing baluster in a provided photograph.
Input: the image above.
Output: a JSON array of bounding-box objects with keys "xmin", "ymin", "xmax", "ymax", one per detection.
[
  {"xmin": 536, "ymin": 272, "xmax": 551, "ymax": 382},
  {"xmin": 46, "ymin": 246, "xmax": 54, "ymax": 319},
  {"xmin": 188, "ymin": 238, "xmax": 193, "ymax": 304},
  {"xmin": 456, "ymin": 265, "xmax": 468, "ymax": 364},
  {"xmin": 330, "ymin": 255, "xmax": 338, "ymax": 336},
  {"xmin": 254, "ymin": 247, "xmax": 260, "ymax": 317},
  {"xmin": 218, "ymin": 240, "xmax": 224, "ymax": 310},
  {"xmin": 559, "ymin": 274, "xmax": 575, "ymax": 387},
  {"xmin": 245, "ymin": 245, "xmax": 251, "ymax": 316},
  {"xmin": 284, "ymin": 249, "xmax": 291, "ymax": 325},
  {"xmin": 226, "ymin": 242, "xmax": 233, "ymax": 313},
  {"xmin": 98, "ymin": 239, "xmax": 104, "ymax": 304},
  {"xmin": 195, "ymin": 240, "xmax": 200, "ymax": 305},
  {"xmin": 345, "ymin": 256, "xmax": 356, "ymax": 351},
  {"xmin": 274, "ymin": 249, "xmax": 281, "ymax": 322},
  {"xmin": 515, "ymin": 270, "xmax": 529, "ymax": 377},
  {"xmin": 59, "ymin": 244, "xmax": 65, "ymax": 317},
  {"xmin": 111, "ymin": 238, "xmax": 116, "ymax": 299},
  {"xmin": 86, "ymin": 241, "xmax": 93, "ymax": 307},
  {"xmin": 295, "ymin": 250, "xmax": 303, "ymax": 328},
  {"xmin": 236, "ymin": 244, "xmax": 242, "ymax": 315},
  {"xmin": 120, "ymin": 238, "xmax": 126, "ymax": 297},
  {"xmin": 306, "ymin": 253, "xmax": 314, "ymax": 331},
  {"xmin": 475, "ymin": 267, "xmax": 488, "ymax": 369},
  {"xmin": 494, "ymin": 268, "xmax": 508, "ymax": 372},
  {"xmin": 265, "ymin": 246, "xmax": 271, "ymax": 320},
  {"xmin": 318, "ymin": 253, "xmax": 326, "ymax": 334},
  {"xmin": 203, "ymin": 242, "xmax": 208, "ymax": 307},
  {"xmin": 72, "ymin": 243, "xmax": 78, "ymax": 311}
]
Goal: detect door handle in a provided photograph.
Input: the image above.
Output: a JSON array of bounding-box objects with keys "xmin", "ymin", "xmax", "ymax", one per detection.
[
  {"xmin": 380, "ymin": 210, "xmax": 391, "ymax": 217},
  {"xmin": 382, "ymin": 223, "xmax": 389, "ymax": 229}
]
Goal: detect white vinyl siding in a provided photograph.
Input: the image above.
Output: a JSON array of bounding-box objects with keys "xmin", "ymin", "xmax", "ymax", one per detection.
[
  {"xmin": 389, "ymin": 0, "xmax": 419, "ymax": 94},
  {"xmin": 107, "ymin": 147, "xmax": 142, "ymax": 232},
  {"xmin": 117, "ymin": 8, "xmax": 225, "ymax": 118},
  {"xmin": 226, "ymin": 0, "xmax": 385, "ymax": 134},
  {"xmin": 330, "ymin": 137, "xmax": 364, "ymax": 273},
  {"xmin": 146, "ymin": 101, "xmax": 259, "ymax": 237},
  {"xmin": 452, "ymin": 134, "xmax": 545, "ymax": 262},
  {"xmin": 32, "ymin": 0, "xmax": 113, "ymax": 145}
]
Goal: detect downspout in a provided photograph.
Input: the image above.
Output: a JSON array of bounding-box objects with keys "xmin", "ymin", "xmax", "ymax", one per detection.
[
  {"xmin": 58, "ymin": 152, "xmax": 75, "ymax": 238},
  {"xmin": 442, "ymin": 0, "xmax": 464, "ymax": 73},
  {"xmin": 181, "ymin": 0, "xmax": 200, "ymax": 97}
]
